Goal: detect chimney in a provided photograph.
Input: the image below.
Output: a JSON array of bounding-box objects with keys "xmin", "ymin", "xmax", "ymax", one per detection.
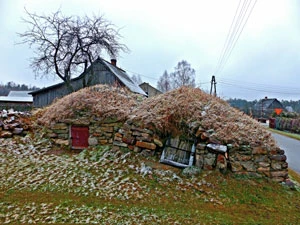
[{"xmin": 111, "ymin": 59, "xmax": 117, "ymax": 66}]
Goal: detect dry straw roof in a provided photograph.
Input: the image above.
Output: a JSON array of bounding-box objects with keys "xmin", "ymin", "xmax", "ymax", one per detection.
[
  {"xmin": 37, "ymin": 84, "xmax": 143, "ymax": 126},
  {"xmin": 130, "ymin": 86, "xmax": 276, "ymax": 148},
  {"xmin": 37, "ymin": 85, "xmax": 276, "ymax": 148}
]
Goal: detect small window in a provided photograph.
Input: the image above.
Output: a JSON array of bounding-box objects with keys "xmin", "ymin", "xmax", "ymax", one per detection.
[{"xmin": 160, "ymin": 137, "xmax": 196, "ymax": 168}]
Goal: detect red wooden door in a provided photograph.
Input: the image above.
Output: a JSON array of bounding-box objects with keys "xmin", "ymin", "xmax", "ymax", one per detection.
[{"xmin": 71, "ymin": 126, "xmax": 89, "ymax": 149}]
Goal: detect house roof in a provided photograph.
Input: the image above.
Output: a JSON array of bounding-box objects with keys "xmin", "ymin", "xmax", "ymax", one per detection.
[
  {"xmin": 255, "ymin": 98, "xmax": 283, "ymax": 110},
  {"xmin": 139, "ymin": 82, "xmax": 162, "ymax": 93},
  {"xmin": 30, "ymin": 58, "xmax": 146, "ymax": 96},
  {"xmin": 8, "ymin": 91, "xmax": 31, "ymax": 97},
  {"xmin": 0, "ymin": 91, "xmax": 33, "ymax": 103},
  {"xmin": 102, "ymin": 60, "xmax": 146, "ymax": 95}
]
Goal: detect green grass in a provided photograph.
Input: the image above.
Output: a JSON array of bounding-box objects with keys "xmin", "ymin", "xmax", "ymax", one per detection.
[
  {"xmin": 269, "ymin": 128, "xmax": 300, "ymax": 141},
  {"xmin": 1, "ymin": 145, "xmax": 300, "ymax": 224},
  {"xmin": 1, "ymin": 171, "xmax": 300, "ymax": 224}
]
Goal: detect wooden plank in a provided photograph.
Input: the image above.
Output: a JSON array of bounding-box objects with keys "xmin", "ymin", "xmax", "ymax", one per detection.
[{"xmin": 71, "ymin": 126, "xmax": 89, "ymax": 149}]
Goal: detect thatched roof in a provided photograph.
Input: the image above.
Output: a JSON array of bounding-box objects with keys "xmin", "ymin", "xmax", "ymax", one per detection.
[
  {"xmin": 36, "ymin": 84, "xmax": 144, "ymax": 126},
  {"xmin": 36, "ymin": 85, "xmax": 276, "ymax": 148},
  {"xmin": 130, "ymin": 86, "xmax": 276, "ymax": 148}
]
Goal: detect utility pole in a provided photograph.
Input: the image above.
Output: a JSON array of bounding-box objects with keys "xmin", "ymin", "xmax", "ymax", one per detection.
[{"xmin": 210, "ymin": 75, "xmax": 217, "ymax": 97}]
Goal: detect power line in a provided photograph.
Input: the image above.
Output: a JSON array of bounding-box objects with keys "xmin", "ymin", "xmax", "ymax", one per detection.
[
  {"xmin": 219, "ymin": 77, "xmax": 300, "ymax": 92},
  {"xmin": 216, "ymin": 0, "xmax": 254, "ymax": 75},
  {"xmin": 218, "ymin": 80, "xmax": 300, "ymax": 95},
  {"xmin": 215, "ymin": 0, "xmax": 252, "ymax": 75},
  {"xmin": 214, "ymin": 0, "xmax": 242, "ymax": 74},
  {"xmin": 217, "ymin": 0, "xmax": 258, "ymax": 75},
  {"xmin": 215, "ymin": 0, "xmax": 246, "ymax": 75},
  {"xmin": 125, "ymin": 69, "xmax": 159, "ymax": 81},
  {"xmin": 198, "ymin": 81, "xmax": 211, "ymax": 85},
  {"xmin": 214, "ymin": 0, "xmax": 257, "ymax": 76},
  {"xmin": 127, "ymin": 68, "xmax": 203, "ymax": 85}
]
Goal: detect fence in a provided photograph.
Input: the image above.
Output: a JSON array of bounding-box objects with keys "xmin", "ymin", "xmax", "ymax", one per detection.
[{"xmin": 270, "ymin": 117, "xmax": 300, "ymax": 134}]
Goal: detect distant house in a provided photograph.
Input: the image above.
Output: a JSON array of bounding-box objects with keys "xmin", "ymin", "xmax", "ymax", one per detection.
[
  {"xmin": 139, "ymin": 82, "xmax": 162, "ymax": 97},
  {"xmin": 285, "ymin": 106, "xmax": 294, "ymax": 113},
  {"xmin": 0, "ymin": 91, "xmax": 33, "ymax": 111},
  {"xmin": 253, "ymin": 97, "xmax": 284, "ymax": 119},
  {"xmin": 30, "ymin": 58, "xmax": 147, "ymax": 107}
]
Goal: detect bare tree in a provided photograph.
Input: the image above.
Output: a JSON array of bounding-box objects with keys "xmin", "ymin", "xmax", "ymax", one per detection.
[
  {"xmin": 170, "ymin": 60, "xmax": 196, "ymax": 89},
  {"xmin": 18, "ymin": 9, "xmax": 128, "ymax": 90},
  {"xmin": 157, "ymin": 60, "xmax": 196, "ymax": 92},
  {"xmin": 157, "ymin": 70, "xmax": 172, "ymax": 93},
  {"xmin": 131, "ymin": 74, "xmax": 143, "ymax": 85}
]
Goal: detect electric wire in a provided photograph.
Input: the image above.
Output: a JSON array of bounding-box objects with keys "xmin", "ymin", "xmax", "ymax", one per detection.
[
  {"xmin": 217, "ymin": 0, "xmax": 258, "ymax": 75},
  {"xmin": 219, "ymin": 77, "xmax": 300, "ymax": 91},
  {"xmin": 214, "ymin": 0, "xmax": 242, "ymax": 74},
  {"xmin": 126, "ymin": 65, "xmax": 300, "ymax": 96},
  {"xmin": 125, "ymin": 69, "xmax": 158, "ymax": 81},
  {"xmin": 215, "ymin": 0, "xmax": 249, "ymax": 75},
  {"xmin": 215, "ymin": 0, "xmax": 251, "ymax": 75},
  {"xmin": 218, "ymin": 79, "xmax": 300, "ymax": 95},
  {"xmin": 214, "ymin": 0, "xmax": 257, "ymax": 76}
]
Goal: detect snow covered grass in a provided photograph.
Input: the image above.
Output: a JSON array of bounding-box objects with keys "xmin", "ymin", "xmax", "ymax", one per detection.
[
  {"xmin": 1, "ymin": 135, "xmax": 300, "ymax": 224},
  {"xmin": 0, "ymin": 135, "xmax": 221, "ymax": 224}
]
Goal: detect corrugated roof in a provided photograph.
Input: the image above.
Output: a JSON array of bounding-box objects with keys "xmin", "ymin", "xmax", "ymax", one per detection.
[
  {"xmin": 8, "ymin": 91, "xmax": 32, "ymax": 97},
  {"xmin": 102, "ymin": 60, "xmax": 147, "ymax": 95},
  {"xmin": 0, "ymin": 91, "xmax": 33, "ymax": 102},
  {"xmin": 0, "ymin": 96, "xmax": 33, "ymax": 103}
]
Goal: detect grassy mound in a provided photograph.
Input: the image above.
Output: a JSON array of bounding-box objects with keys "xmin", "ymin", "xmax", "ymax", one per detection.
[
  {"xmin": 36, "ymin": 85, "xmax": 144, "ymax": 126},
  {"xmin": 131, "ymin": 86, "xmax": 276, "ymax": 148},
  {"xmin": 35, "ymin": 85, "xmax": 276, "ymax": 148},
  {"xmin": 0, "ymin": 139, "xmax": 299, "ymax": 224}
]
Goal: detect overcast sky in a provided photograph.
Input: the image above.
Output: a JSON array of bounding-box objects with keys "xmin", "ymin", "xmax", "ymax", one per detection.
[{"xmin": 1, "ymin": 0, "xmax": 300, "ymax": 100}]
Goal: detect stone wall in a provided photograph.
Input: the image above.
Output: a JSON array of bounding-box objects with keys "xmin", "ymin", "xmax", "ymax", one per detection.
[
  {"xmin": 44, "ymin": 118, "xmax": 123, "ymax": 148},
  {"xmin": 196, "ymin": 144, "xmax": 288, "ymax": 182},
  {"xmin": 0, "ymin": 109, "xmax": 31, "ymax": 138},
  {"xmin": 112, "ymin": 121, "xmax": 288, "ymax": 182},
  {"xmin": 113, "ymin": 120, "xmax": 162, "ymax": 156},
  {"xmin": 40, "ymin": 116, "xmax": 288, "ymax": 182}
]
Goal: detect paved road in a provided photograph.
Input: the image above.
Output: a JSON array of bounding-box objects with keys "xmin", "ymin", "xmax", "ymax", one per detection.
[{"xmin": 272, "ymin": 133, "xmax": 300, "ymax": 173}]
